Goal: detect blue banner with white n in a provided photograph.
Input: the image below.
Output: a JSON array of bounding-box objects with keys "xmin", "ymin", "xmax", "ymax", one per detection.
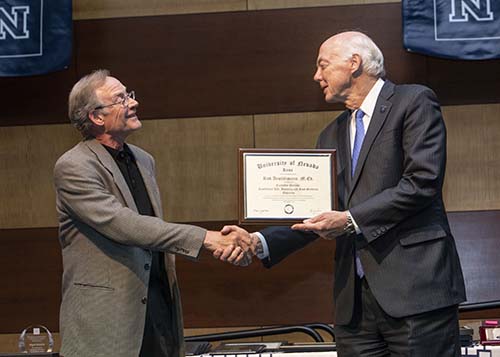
[
  {"xmin": 403, "ymin": 0, "xmax": 500, "ymax": 60},
  {"xmin": 0, "ymin": 0, "xmax": 72, "ymax": 77}
]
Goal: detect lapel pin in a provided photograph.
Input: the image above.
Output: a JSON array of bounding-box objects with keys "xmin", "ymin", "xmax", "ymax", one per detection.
[{"xmin": 380, "ymin": 105, "xmax": 387, "ymax": 113}]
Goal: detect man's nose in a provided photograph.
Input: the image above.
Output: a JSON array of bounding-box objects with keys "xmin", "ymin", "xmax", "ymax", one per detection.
[
  {"xmin": 128, "ymin": 97, "xmax": 139, "ymax": 108},
  {"xmin": 313, "ymin": 68, "xmax": 322, "ymax": 82}
]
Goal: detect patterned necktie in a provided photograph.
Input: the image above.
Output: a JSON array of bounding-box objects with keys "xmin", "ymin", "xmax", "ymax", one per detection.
[{"xmin": 351, "ymin": 109, "xmax": 365, "ymax": 177}]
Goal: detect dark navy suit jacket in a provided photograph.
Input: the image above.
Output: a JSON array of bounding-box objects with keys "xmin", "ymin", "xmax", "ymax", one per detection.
[{"xmin": 260, "ymin": 81, "xmax": 466, "ymax": 325}]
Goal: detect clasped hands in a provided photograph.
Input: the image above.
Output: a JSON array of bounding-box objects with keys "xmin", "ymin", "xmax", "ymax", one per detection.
[
  {"xmin": 204, "ymin": 210, "xmax": 348, "ymax": 266},
  {"xmin": 204, "ymin": 226, "xmax": 260, "ymax": 267}
]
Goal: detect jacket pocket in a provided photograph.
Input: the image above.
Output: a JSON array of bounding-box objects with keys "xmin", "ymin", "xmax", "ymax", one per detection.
[
  {"xmin": 73, "ymin": 282, "xmax": 115, "ymax": 292},
  {"xmin": 399, "ymin": 225, "xmax": 447, "ymax": 246}
]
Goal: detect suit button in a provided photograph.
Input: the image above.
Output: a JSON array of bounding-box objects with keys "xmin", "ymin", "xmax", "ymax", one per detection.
[
  {"xmin": 141, "ymin": 297, "xmax": 147, "ymax": 304},
  {"xmin": 372, "ymin": 232, "xmax": 377, "ymax": 237},
  {"xmin": 144, "ymin": 263, "xmax": 150, "ymax": 271}
]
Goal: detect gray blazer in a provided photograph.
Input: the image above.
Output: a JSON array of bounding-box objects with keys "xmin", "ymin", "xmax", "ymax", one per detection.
[
  {"xmin": 261, "ymin": 81, "xmax": 466, "ymax": 325},
  {"xmin": 54, "ymin": 139, "xmax": 206, "ymax": 357}
]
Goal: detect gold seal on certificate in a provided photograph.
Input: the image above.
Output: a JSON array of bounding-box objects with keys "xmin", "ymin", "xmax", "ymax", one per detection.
[{"xmin": 238, "ymin": 149, "xmax": 337, "ymax": 224}]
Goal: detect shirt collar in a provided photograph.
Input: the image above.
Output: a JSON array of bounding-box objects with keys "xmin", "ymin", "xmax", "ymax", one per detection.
[
  {"xmin": 358, "ymin": 78, "xmax": 385, "ymax": 118},
  {"xmin": 102, "ymin": 143, "xmax": 135, "ymax": 161}
]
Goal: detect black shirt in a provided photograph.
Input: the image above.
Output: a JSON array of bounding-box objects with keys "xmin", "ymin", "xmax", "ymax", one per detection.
[{"xmin": 103, "ymin": 144, "xmax": 175, "ymax": 357}]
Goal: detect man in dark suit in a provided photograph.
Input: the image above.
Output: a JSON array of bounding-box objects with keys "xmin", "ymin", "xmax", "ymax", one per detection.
[{"xmin": 219, "ymin": 31, "xmax": 466, "ymax": 356}]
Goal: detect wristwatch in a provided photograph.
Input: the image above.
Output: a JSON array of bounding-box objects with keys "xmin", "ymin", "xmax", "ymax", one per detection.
[{"xmin": 343, "ymin": 212, "xmax": 356, "ymax": 235}]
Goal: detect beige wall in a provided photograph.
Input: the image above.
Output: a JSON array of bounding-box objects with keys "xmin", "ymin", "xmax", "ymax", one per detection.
[
  {"xmin": 1, "ymin": 104, "xmax": 499, "ymax": 228},
  {"xmin": 73, "ymin": 0, "xmax": 400, "ymax": 19}
]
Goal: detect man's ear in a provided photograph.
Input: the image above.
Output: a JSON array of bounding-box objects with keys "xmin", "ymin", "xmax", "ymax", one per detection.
[
  {"xmin": 89, "ymin": 110, "xmax": 105, "ymax": 127},
  {"xmin": 350, "ymin": 53, "xmax": 363, "ymax": 77}
]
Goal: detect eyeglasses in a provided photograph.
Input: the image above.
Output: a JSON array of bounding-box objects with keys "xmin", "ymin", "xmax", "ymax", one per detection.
[{"xmin": 94, "ymin": 90, "xmax": 136, "ymax": 110}]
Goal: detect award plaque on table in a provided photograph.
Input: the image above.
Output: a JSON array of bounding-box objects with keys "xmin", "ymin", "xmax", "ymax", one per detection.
[
  {"xmin": 238, "ymin": 149, "xmax": 337, "ymax": 225},
  {"xmin": 18, "ymin": 325, "xmax": 54, "ymax": 354}
]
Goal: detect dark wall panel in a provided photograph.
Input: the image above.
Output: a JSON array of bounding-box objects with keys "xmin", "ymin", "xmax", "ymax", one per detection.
[
  {"xmin": 1, "ymin": 4, "xmax": 499, "ymax": 127},
  {"xmin": 451, "ymin": 211, "xmax": 500, "ymax": 308},
  {"xmin": 0, "ymin": 228, "xmax": 62, "ymax": 334},
  {"xmin": 0, "ymin": 68, "xmax": 77, "ymax": 127},
  {"xmin": 178, "ymin": 237, "xmax": 335, "ymax": 328},
  {"xmin": 1, "ymin": 211, "xmax": 500, "ymax": 333}
]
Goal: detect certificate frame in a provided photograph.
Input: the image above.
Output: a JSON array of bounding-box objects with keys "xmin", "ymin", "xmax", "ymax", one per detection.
[{"xmin": 238, "ymin": 148, "xmax": 337, "ymax": 225}]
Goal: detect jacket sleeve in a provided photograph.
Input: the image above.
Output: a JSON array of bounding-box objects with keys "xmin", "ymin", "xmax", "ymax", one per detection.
[
  {"xmin": 259, "ymin": 226, "xmax": 318, "ymax": 268},
  {"xmin": 54, "ymin": 155, "xmax": 206, "ymax": 259}
]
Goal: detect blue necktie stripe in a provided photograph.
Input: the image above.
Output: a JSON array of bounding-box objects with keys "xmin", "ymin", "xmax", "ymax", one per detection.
[
  {"xmin": 352, "ymin": 109, "xmax": 365, "ymax": 177},
  {"xmin": 352, "ymin": 109, "xmax": 366, "ymax": 278}
]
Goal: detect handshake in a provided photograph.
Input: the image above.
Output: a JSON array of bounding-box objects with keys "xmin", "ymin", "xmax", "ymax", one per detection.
[
  {"xmin": 203, "ymin": 225, "xmax": 261, "ymax": 267},
  {"xmin": 202, "ymin": 210, "xmax": 350, "ymax": 266}
]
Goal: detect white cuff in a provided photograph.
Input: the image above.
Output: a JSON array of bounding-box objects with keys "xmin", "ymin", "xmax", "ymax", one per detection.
[{"xmin": 253, "ymin": 232, "xmax": 270, "ymax": 259}]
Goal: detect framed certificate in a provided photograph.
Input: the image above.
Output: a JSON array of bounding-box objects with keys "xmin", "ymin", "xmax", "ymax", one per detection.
[{"xmin": 238, "ymin": 149, "xmax": 337, "ymax": 225}]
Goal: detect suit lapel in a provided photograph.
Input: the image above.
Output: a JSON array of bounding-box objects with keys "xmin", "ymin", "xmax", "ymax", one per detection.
[
  {"xmin": 337, "ymin": 111, "xmax": 350, "ymax": 176},
  {"xmin": 347, "ymin": 81, "xmax": 395, "ymax": 204},
  {"xmin": 336, "ymin": 111, "xmax": 352, "ymax": 206},
  {"xmin": 84, "ymin": 139, "xmax": 139, "ymax": 213}
]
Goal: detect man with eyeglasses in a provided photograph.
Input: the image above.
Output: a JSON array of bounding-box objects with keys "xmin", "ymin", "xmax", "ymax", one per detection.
[{"xmin": 53, "ymin": 69, "xmax": 252, "ymax": 357}]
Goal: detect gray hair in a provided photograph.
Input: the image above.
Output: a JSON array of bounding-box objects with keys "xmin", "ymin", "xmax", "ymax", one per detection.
[
  {"xmin": 338, "ymin": 32, "xmax": 386, "ymax": 78},
  {"xmin": 68, "ymin": 69, "xmax": 109, "ymax": 138}
]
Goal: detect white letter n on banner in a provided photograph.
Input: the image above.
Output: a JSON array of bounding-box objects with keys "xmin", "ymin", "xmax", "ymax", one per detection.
[
  {"xmin": 0, "ymin": 5, "xmax": 30, "ymax": 40},
  {"xmin": 449, "ymin": 0, "xmax": 494, "ymax": 22}
]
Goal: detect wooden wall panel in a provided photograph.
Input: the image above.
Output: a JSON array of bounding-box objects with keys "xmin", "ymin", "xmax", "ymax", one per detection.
[
  {"xmin": 71, "ymin": 9, "xmax": 333, "ymax": 121},
  {"xmin": 73, "ymin": 0, "xmax": 247, "ymax": 20},
  {"xmin": 0, "ymin": 225, "xmax": 336, "ymax": 333},
  {"xmin": 0, "ymin": 125, "xmax": 80, "ymax": 228},
  {"xmin": 254, "ymin": 111, "xmax": 340, "ymax": 149},
  {"xmin": 0, "ymin": 116, "xmax": 252, "ymax": 228},
  {"xmin": 73, "ymin": 0, "xmax": 403, "ymax": 19},
  {"xmin": 252, "ymin": 106, "xmax": 500, "ymax": 212},
  {"xmin": 0, "ymin": 228, "xmax": 62, "ymax": 334},
  {"xmin": 443, "ymin": 104, "xmax": 500, "ymax": 211},
  {"xmin": 248, "ymin": 0, "xmax": 400, "ymax": 10},
  {"xmin": 128, "ymin": 116, "xmax": 254, "ymax": 222},
  {"xmin": 428, "ymin": 58, "xmax": 500, "ymax": 107},
  {"xmin": 1, "ymin": 211, "xmax": 500, "ymax": 333},
  {"xmin": 0, "ymin": 70, "xmax": 77, "ymax": 127},
  {"xmin": 2, "ymin": 3, "xmax": 500, "ymax": 127},
  {"xmin": 451, "ymin": 211, "xmax": 500, "ymax": 308},
  {"xmin": 178, "ymin": 239, "xmax": 336, "ymax": 328},
  {"xmin": 1, "ymin": 104, "xmax": 500, "ymax": 229}
]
